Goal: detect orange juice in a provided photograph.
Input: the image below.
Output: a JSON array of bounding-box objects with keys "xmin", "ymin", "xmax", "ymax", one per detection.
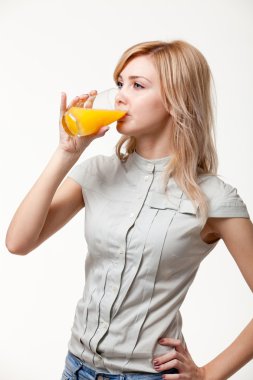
[{"xmin": 62, "ymin": 107, "xmax": 126, "ymax": 136}]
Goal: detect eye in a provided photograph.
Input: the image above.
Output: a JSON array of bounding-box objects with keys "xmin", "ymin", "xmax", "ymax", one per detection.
[
  {"xmin": 116, "ymin": 80, "xmax": 123, "ymax": 89},
  {"xmin": 134, "ymin": 82, "xmax": 144, "ymax": 89}
]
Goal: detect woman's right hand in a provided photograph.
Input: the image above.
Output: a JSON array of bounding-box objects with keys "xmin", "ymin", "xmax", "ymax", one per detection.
[{"xmin": 59, "ymin": 90, "xmax": 110, "ymax": 156}]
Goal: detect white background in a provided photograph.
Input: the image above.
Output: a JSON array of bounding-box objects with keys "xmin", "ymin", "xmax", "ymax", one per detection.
[{"xmin": 0, "ymin": 0, "xmax": 252, "ymax": 379}]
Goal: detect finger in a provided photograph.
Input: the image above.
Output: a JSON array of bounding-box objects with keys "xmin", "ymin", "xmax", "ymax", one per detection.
[
  {"xmin": 183, "ymin": 342, "xmax": 192, "ymax": 359},
  {"xmin": 84, "ymin": 90, "xmax": 97, "ymax": 109},
  {"xmin": 90, "ymin": 126, "xmax": 110, "ymax": 138},
  {"xmin": 67, "ymin": 95, "xmax": 81, "ymax": 110},
  {"xmin": 159, "ymin": 338, "xmax": 186, "ymax": 355},
  {"xmin": 156, "ymin": 357, "xmax": 183, "ymax": 376},
  {"xmin": 96, "ymin": 126, "xmax": 110, "ymax": 137},
  {"xmin": 67, "ymin": 94, "xmax": 90, "ymax": 109},
  {"xmin": 89, "ymin": 90, "xmax": 97, "ymax": 96},
  {"xmin": 77, "ymin": 126, "xmax": 109, "ymax": 143},
  {"xmin": 74, "ymin": 93, "xmax": 89, "ymax": 107},
  {"xmin": 161, "ymin": 374, "xmax": 180, "ymax": 379},
  {"xmin": 153, "ymin": 350, "xmax": 185, "ymax": 367},
  {"xmin": 60, "ymin": 92, "xmax": 67, "ymax": 116},
  {"xmin": 154, "ymin": 359, "xmax": 184, "ymax": 375}
]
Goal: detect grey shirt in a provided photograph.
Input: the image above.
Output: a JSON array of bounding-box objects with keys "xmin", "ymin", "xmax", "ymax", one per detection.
[{"xmin": 67, "ymin": 151, "xmax": 249, "ymax": 374}]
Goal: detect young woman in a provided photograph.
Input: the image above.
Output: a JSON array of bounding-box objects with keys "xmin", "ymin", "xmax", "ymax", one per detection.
[{"xmin": 6, "ymin": 40, "xmax": 253, "ymax": 380}]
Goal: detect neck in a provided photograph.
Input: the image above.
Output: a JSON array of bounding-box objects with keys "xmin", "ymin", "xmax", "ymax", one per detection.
[
  {"xmin": 135, "ymin": 132, "xmax": 172, "ymax": 160},
  {"xmin": 135, "ymin": 146, "xmax": 170, "ymax": 160}
]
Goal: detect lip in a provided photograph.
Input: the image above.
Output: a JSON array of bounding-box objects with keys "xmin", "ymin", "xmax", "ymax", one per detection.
[{"xmin": 119, "ymin": 113, "xmax": 130, "ymax": 121}]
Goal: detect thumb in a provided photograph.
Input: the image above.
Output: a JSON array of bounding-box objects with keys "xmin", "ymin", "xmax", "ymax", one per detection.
[{"xmin": 60, "ymin": 92, "xmax": 67, "ymax": 116}]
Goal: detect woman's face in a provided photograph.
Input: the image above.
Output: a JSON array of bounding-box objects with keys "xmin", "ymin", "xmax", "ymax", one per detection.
[{"xmin": 115, "ymin": 55, "xmax": 170, "ymax": 138}]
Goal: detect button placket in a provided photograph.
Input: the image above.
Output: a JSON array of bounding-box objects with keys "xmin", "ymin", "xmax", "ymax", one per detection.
[
  {"xmin": 123, "ymin": 173, "xmax": 154, "ymax": 229},
  {"xmin": 119, "ymin": 245, "xmax": 125, "ymax": 255},
  {"xmin": 146, "ymin": 163, "xmax": 155, "ymax": 172},
  {"xmin": 100, "ymin": 320, "xmax": 109, "ymax": 329},
  {"xmin": 89, "ymin": 164, "xmax": 157, "ymax": 358},
  {"xmin": 89, "ymin": 259, "xmax": 125, "ymax": 352},
  {"xmin": 121, "ymin": 209, "xmax": 177, "ymax": 371},
  {"xmin": 81, "ymin": 268, "xmax": 109, "ymax": 348}
]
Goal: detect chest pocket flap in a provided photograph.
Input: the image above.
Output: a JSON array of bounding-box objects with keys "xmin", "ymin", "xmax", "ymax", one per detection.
[{"xmin": 146, "ymin": 191, "xmax": 197, "ymax": 215}]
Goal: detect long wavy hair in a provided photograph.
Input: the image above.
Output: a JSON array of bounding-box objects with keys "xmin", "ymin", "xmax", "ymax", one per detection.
[{"xmin": 113, "ymin": 40, "xmax": 218, "ymax": 220}]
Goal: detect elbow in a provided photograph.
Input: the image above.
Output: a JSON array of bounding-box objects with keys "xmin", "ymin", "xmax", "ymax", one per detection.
[{"xmin": 5, "ymin": 235, "xmax": 30, "ymax": 256}]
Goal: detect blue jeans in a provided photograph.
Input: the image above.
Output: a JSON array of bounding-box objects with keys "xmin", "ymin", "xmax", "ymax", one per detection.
[{"xmin": 61, "ymin": 351, "xmax": 179, "ymax": 380}]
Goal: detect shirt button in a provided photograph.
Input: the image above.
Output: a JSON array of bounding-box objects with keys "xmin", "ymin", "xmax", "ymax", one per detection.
[
  {"xmin": 129, "ymin": 212, "xmax": 134, "ymax": 218},
  {"xmin": 144, "ymin": 175, "xmax": 149, "ymax": 181}
]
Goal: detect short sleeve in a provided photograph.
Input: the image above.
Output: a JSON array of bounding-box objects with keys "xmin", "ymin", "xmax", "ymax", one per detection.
[
  {"xmin": 200, "ymin": 176, "xmax": 250, "ymax": 219},
  {"xmin": 67, "ymin": 156, "xmax": 96, "ymax": 188},
  {"xmin": 67, "ymin": 154, "xmax": 116, "ymax": 190}
]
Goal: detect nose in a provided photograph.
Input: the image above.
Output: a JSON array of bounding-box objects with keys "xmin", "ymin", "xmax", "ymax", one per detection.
[{"xmin": 115, "ymin": 87, "xmax": 128, "ymax": 108}]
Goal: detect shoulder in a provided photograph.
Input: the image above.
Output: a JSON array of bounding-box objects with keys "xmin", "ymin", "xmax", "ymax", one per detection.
[
  {"xmin": 199, "ymin": 174, "xmax": 234, "ymax": 199},
  {"xmin": 198, "ymin": 174, "xmax": 250, "ymax": 218},
  {"xmin": 67, "ymin": 153, "xmax": 120, "ymax": 187},
  {"xmin": 77, "ymin": 153, "xmax": 118, "ymax": 171}
]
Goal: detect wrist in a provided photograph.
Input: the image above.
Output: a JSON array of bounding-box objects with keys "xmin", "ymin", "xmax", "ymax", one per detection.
[
  {"xmin": 198, "ymin": 366, "xmax": 207, "ymax": 380},
  {"xmin": 46, "ymin": 147, "xmax": 82, "ymax": 178},
  {"xmin": 200, "ymin": 365, "xmax": 221, "ymax": 380},
  {"xmin": 55, "ymin": 146, "xmax": 82, "ymax": 164}
]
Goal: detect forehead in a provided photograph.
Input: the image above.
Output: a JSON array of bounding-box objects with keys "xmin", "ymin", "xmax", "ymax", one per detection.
[{"xmin": 119, "ymin": 55, "xmax": 158, "ymax": 82}]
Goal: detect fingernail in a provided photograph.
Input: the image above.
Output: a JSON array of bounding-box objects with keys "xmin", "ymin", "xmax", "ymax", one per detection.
[{"xmin": 153, "ymin": 360, "xmax": 158, "ymax": 365}]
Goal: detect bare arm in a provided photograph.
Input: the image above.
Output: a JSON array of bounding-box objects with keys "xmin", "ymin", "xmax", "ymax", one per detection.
[
  {"xmin": 153, "ymin": 217, "xmax": 253, "ymax": 379},
  {"xmin": 5, "ymin": 91, "xmax": 109, "ymax": 255},
  {"xmin": 202, "ymin": 217, "xmax": 253, "ymax": 380},
  {"xmin": 5, "ymin": 149, "xmax": 84, "ymax": 254}
]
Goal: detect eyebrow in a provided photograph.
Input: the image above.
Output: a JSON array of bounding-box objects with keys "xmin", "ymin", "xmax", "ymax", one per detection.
[{"xmin": 117, "ymin": 74, "xmax": 152, "ymax": 83}]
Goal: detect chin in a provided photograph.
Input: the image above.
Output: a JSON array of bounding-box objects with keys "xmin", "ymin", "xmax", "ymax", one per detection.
[
  {"xmin": 116, "ymin": 121, "xmax": 131, "ymax": 135},
  {"xmin": 116, "ymin": 120, "xmax": 139, "ymax": 136}
]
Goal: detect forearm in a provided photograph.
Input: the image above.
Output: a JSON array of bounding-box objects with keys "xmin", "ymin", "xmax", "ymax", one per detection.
[
  {"xmin": 203, "ymin": 318, "xmax": 253, "ymax": 380},
  {"xmin": 5, "ymin": 147, "xmax": 81, "ymax": 254}
]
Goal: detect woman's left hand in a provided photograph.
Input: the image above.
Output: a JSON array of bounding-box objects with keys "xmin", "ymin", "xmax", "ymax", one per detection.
[{"xmin": 153, "ymin": 338, "xmax": 206, "ymax": 379}]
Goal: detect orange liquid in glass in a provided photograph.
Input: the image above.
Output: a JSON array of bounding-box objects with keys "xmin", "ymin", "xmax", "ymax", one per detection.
[{"xmin": 62, "ymin": 107, "xmax": 126, "ymax": 136}]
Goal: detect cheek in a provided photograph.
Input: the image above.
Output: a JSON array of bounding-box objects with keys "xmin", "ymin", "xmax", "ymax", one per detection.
[{"xmin": 136, "ymin": 99, "xmax": 169, "ymax": 125}]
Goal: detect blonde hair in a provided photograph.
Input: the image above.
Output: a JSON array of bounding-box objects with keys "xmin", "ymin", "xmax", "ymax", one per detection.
[{"xmin": 113, "ymin": 40, "xmax": 218, "ymax": 221}]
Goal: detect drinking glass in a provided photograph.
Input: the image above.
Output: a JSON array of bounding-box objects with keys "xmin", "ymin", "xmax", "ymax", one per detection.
[{"xmin": 62, "ymin": 88, "xmax": 126, "ymax": 136}]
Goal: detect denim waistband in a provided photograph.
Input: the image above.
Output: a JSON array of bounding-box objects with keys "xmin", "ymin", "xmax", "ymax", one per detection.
[{"xmin": 65, "ymin": 351, "xmax": 179, "ymax": 379}]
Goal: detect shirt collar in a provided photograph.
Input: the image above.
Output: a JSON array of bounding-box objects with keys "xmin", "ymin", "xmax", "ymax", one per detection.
[{"xmin": 129, "ymin": 151, "xmax": 171, "ymax": 173}]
